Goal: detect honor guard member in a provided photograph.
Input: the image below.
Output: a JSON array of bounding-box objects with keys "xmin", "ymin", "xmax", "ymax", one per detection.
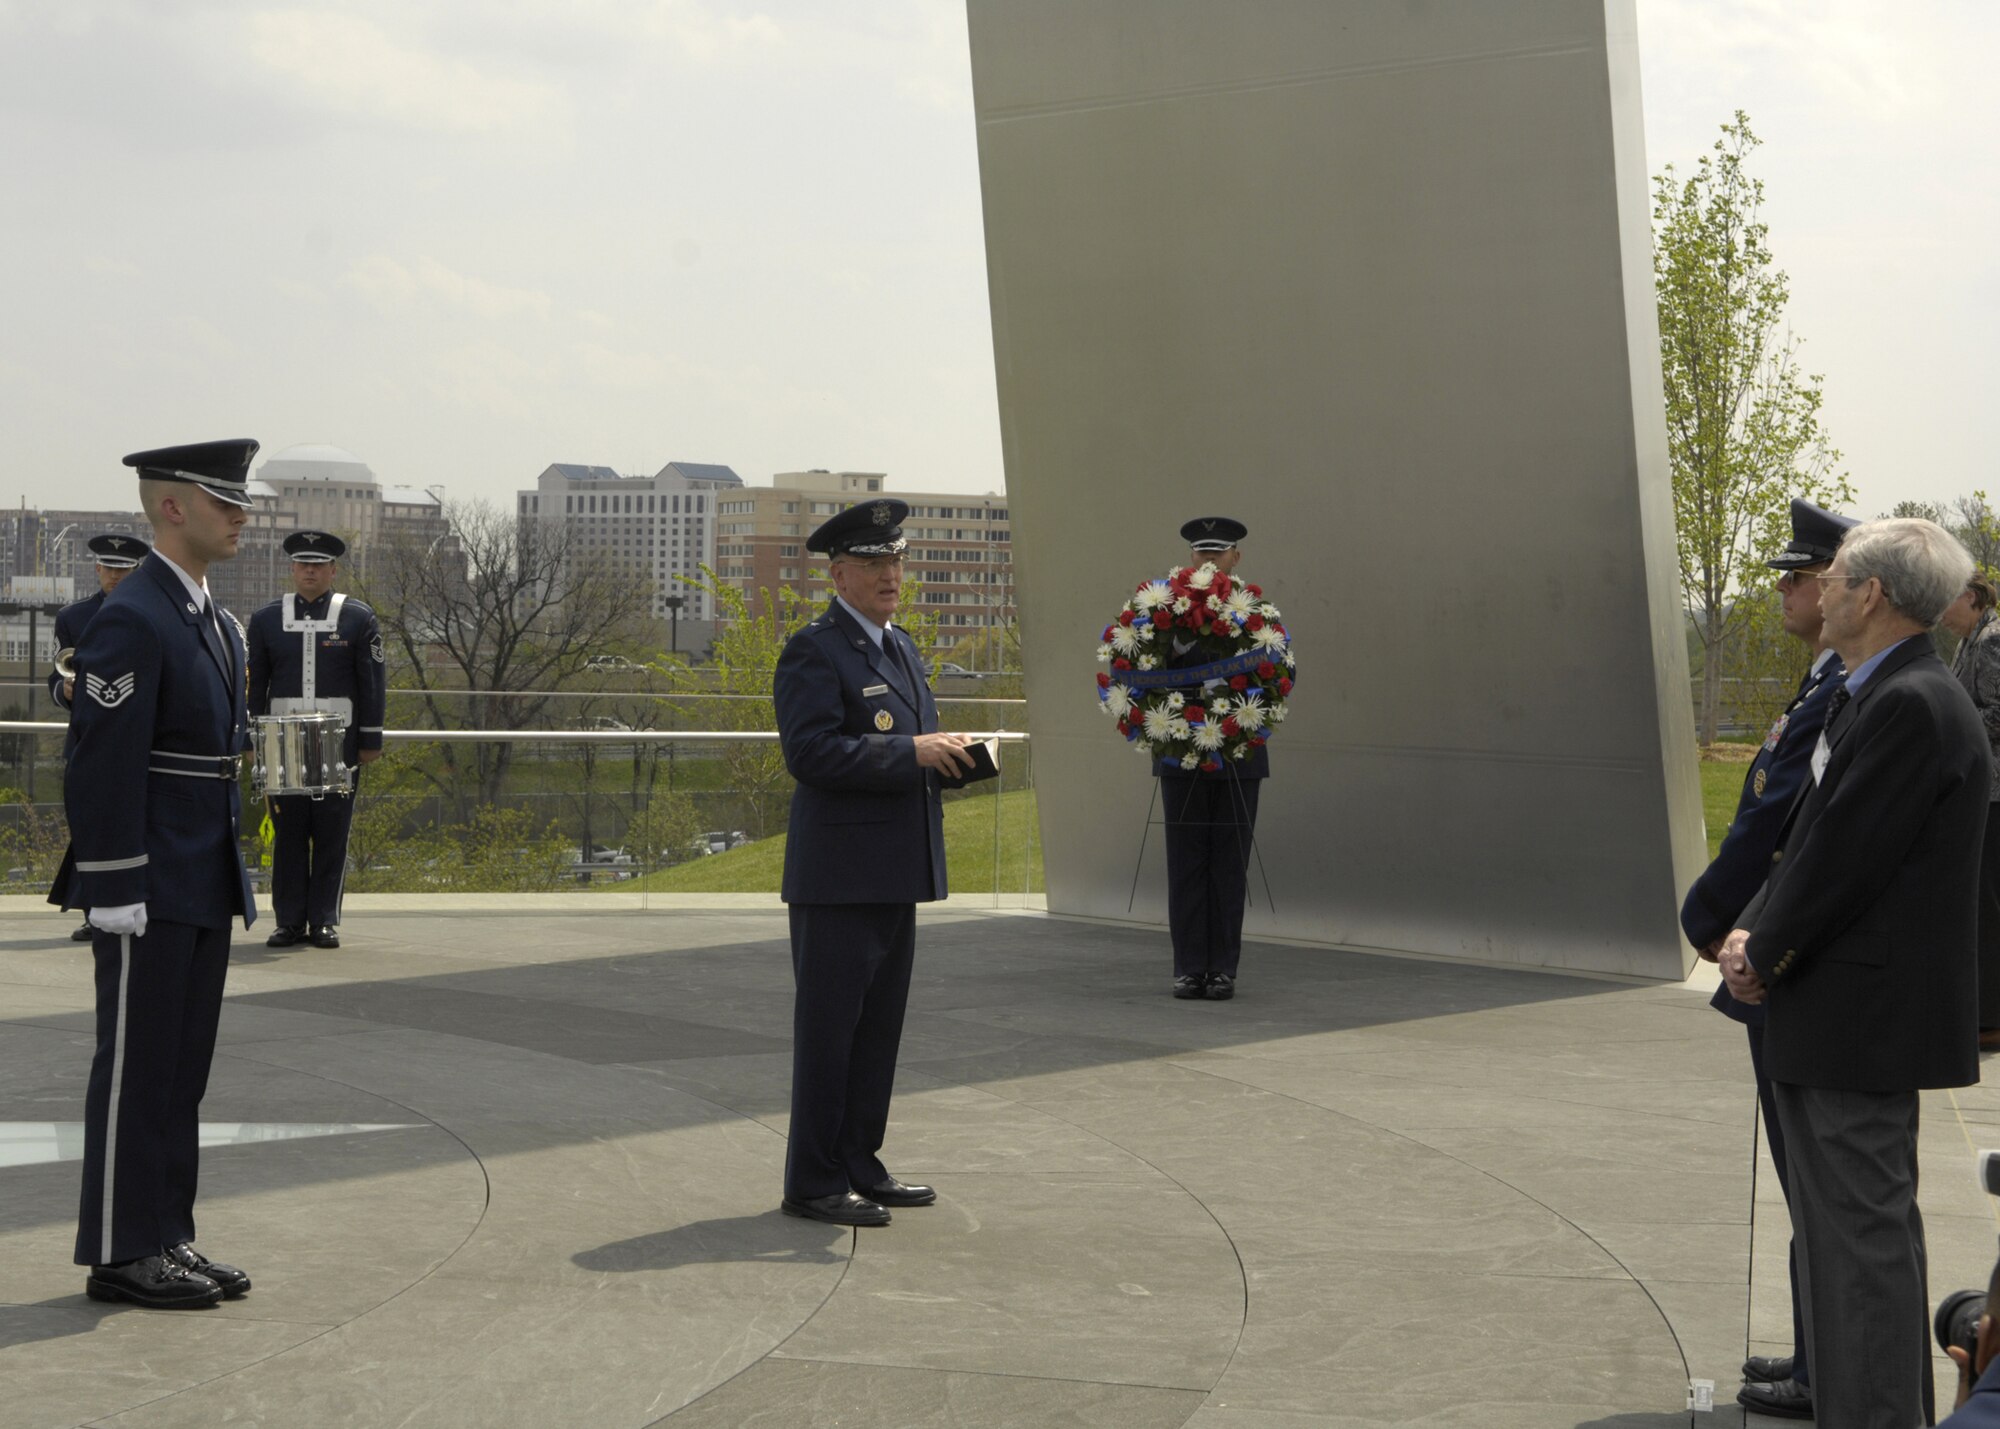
[
  {"xmin": 50, "ymin": 533, "xmax": 152, "ymax": 941},
  {"xmin": 1162, "ymin": 517, "xmax": 1268, "ymax": 1002},
  {"xmin": 246, "ymin": 530, "xmax": 386, "ymax": 950},
  {"xmin": 1680, "ymin": 497, "xmax": 1855, "ymax": 1421},
  {"xmin": 773, "ymin": 498, "xmax": 973, "ymax": 1228},
  {"xmin": 49, "ymin": 438, "xmax": 259, "ymax": 1309}
]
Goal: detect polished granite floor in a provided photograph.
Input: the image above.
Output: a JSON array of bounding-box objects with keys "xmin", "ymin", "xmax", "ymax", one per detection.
[{"xmin": 3, "ymin": 894, "xmax": 1996, "ymax": 1428}]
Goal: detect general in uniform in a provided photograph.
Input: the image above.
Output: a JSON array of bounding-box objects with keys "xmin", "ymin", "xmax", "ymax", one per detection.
[
  {"xmin": 1161, "ymin": 517, "xmax": 1268, "ymax": 1002},
  {"xmin": 49, "ymin": 533, "xmax": 151, "ymax": 941},
  {"xmin": 773, "ymin": 499, "xmax": 973, "ymax": 1228},
  {"xmin": 49, "ymin": 439, "xmax": 259, "ymax": 1309},
  {"xmin": 1678, "ymin": 498, "xmax": 1854, "ymax": 1421},
  {"xmin": 246, "ymin": 530, "xmax": 386, "ymax": 949}
]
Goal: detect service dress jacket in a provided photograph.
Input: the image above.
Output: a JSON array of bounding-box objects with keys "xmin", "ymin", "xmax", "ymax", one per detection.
[
  {"xmin": 1742, "ymin": 634, "xmax": 1986, "ymax": 1092},
  {"xmin": 246, "ymin": 591, "xmax": 387, "ymax": 768},
  {"xmin": 47, "ymin": 590, "xmax": 107, "ymax": 758},
  {"xmin": 1682, "ymin": 651, "xmax": 1846, "ymax": 1024},
  {"xmin": 48, "ymin": 554, "xmax": 256, "ymax": 930},
  {"xmin": 774, "ymin": 601, "xmax": 947, "ymax": 905}
]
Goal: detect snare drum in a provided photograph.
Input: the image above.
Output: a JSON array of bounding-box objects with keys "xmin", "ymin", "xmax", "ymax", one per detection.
[{"xmin": 251, "ymin": 712, "xmax": 353, "ymax": 799}]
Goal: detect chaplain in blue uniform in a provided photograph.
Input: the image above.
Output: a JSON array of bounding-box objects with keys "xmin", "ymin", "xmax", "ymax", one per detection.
[
  {"xmin": 48, "ymin": 439, "xmax": 259, "ymax": 1309},
  {"xmin": 1160, "ymin": 517, "xmax": 1269, "ymax": 1002},
  {"xmin": 773, "ymin": 498, "xmax": 973, "ymax": 1228},
  {"xmin": 1679, "ymin": 497, "xmax": 1856, "ymax": 1421},
  {"xmin": 49, "ymin": 533, "xmax": 152, "ymax": 941},
  {"xmin": 246, "ymin": 530, "xmax": 386, "ymax": 950}
]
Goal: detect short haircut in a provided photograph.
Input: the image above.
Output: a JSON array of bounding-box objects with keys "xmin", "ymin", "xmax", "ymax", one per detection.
[
  {"xmin": 1970, "ymin": 574, "xmax": 1999, "ymax": 613},
  {"xmin": 1837, "ymin": 518, "xmax": 1974, "ymax": 627}
]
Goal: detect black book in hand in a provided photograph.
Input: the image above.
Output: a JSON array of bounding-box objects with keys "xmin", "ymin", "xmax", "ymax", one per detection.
[{"xmin": 938, "ymin": 737, "xmax": 1001, "ymax": 789}]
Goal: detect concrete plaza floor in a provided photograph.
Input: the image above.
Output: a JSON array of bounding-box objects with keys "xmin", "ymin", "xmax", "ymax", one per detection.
[{"xmin": 3, "ymin": 894, "xmax": 1997, "ymax": 1428}]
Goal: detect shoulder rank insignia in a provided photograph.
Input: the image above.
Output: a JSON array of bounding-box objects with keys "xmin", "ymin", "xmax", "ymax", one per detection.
[
  {"xmin": 874, "ymin": 709, "xmax": 894, "ymax": 731},
  {"xmin": 1753, "ymin": 767, "xmax": 1768, "ymax": 798},
  {"xmin": 85, "ymin": 671, "xmax": 137, "ymax": 709}
]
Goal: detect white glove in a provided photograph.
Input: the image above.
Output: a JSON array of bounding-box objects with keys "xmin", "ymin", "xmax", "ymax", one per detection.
[{"xmin": 88, "ymin": 903, "xmax": 148, "ymax": 938}]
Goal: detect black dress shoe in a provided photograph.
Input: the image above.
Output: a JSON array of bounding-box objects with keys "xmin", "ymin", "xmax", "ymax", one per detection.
[
  {"xmin": 167, "ymin": 1242, "xmax": 250, "ymax": 1298},
  {"xmin": 310, "ymin": 926, "xmax": 340, "ymax": 949},
  {"xmin": 71, "ymin": 921, "xmax": 95, "ymax": 942},
  {"xmin": 1173, "ymin": 975, "xmax": 1206, "ymax": 999},
  {"xmin": 265, "ymin": 925, "xmax": 306, "ymax": 948},
  {"xmin": 1204, "ymin": 973, "xmax": 1235, "ymax": 1001},
  {"xmin": 86, "ymin": 1254, "xmax": 223, "ymax": 1309},
  {"xmin": 1741, "ymin": 1355, "xmax": 1793, "ymax": 1383},
  {"xmin": 1737, "ymin": 1379, "xmax": 1812, "ymax": 1420},
  {"xmin": 865, "ymin": 1178, "xmax": 936, "ymax": 1207},
  {"xmin": 782, "ymin": 1191, "xmax": 891, "ymax": 1227}
]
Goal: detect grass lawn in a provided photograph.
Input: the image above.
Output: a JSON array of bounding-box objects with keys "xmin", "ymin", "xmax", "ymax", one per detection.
[
  {"xmin": 612, "ymin": 787, "xmax": 1045, "ymax": 895},
  {"xmin": 1698, "ymin": 752, "xmax": 1755, "ymax": 860}
]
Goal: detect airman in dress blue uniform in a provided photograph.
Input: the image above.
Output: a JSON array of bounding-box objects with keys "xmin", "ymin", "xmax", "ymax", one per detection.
[
  {"xmin": 1160, "ymin": 517, "xmax": 1268, "ymax": 1002},
  {"xmin": 774, "ymin": 498, "xmax": 973, "ymax": 1228},
  {"xmin": 1679, "ymin": 497, "xmax": 1857, "ymax": 1420},
  {"xmin": 246, "ymin": 530, "xmax": 386, "ymax": 950},
  {"xmin": 50, "ymin": 533, "xmax": 151, "ymax": 941},
  {"xmin": 48, "ymin": 439, "xmax": 260, "ymax": 1309}
]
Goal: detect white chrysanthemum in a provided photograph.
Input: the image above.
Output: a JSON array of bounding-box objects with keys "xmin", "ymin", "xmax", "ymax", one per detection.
[
  {"xmin": 1172, "ymin": 596, "xmax": 1191, "ymax": 614},
  {"xmin": 1232, "ymin": 744, "xmax": 1251, "ymax": 759},
  {"xmin": 1252, "ymin": 624, "xmax": 1286, "ymax": 652},
  {"xmin": 1233, "ymin": 693, "xmax": 1267, "ymax": 730},
  {"xmin": 1143, "ymin": 706, "xmax": 1178, "ymax": 742},
  {"xmin": 1267, "ymin": 703, "xmax": 1287, "ymax": 723},
  {"xmin": 1110, "ymin": 624, "xmax": 1142, "ymax": 656},
  {"xmin": 1097, "ymin": 644, "xmax": 1114, "ymax": 663},
  {"xmin": 1137, "ymin": 654, "xmax": 1158, "ymax": 670},
  {"xmin": 1205, "ymin": 594, "xmax": 1221, "ymax": 611},
  {"xmin": 1224, "ymin": 588, "xmax": 1256, "ymax": 620},
  {"xmin": 1104, "ymin": 685, "xmax": 1131, "ymax": 717},
  {"xmin": 1192, "ymin": 721, "xmax": 1225, "ymax": 751},
  {"xmin": 1133, "ymin": 581, "xmax": 1171, "ymax": 612},
  {"xmin": 1169, "ymin": 718, "xmax": 1191, "ymax": 739},
  {"xmin": 1187, "ymin": 564, "xmax": 1215, "ymax": 590},
  {"xmin": 1180, "ymin": 753, "xmax": 1200, "ymax": 770},
  {"xmin": 1206, "ymin": 696, "xmax": 1230, "ymax": 718},
  {"xmin": 1164, "ymin": 690, "xmax": 1185, "ymax": 710}
]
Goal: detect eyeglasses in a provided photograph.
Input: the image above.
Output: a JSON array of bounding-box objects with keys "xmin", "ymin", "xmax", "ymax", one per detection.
[
  {"xmin": 1812, "ymin": 572, "xmax": 1864, "ymax": 587},
  {"xmin": 1776, "ymin": 569, "xmax": 1823, "ymax": 590}
]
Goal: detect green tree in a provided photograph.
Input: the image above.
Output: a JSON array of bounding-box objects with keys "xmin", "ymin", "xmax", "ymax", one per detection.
[{"xmin": 1657, "ymin": 112, "xmax": 1851, "ymax": 743}]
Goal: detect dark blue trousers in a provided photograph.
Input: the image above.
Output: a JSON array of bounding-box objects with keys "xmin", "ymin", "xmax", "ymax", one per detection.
[
  {"xmin": 1161, "ymin": 774, "xmax": 1260, "ymax": 979},
  {"xmin": 785, "ymin": 903, "xmax": 915, "ymax": 1201},
  {"xmin": 270, "ymin": 770, "xmax": 359, "ymax": 929},
  {"xmin": 74, "ymin": 919, "xmax": 231, "ymax": 1266},
  {"xmin": 1747, "ymin": 1021, "xmax": 1809, "ymax": 1388}
]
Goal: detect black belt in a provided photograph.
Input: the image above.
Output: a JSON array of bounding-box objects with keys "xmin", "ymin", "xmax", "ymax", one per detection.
[{"xmin": 149, "ymin": 750, "xmax": 241, "ymax": 779}]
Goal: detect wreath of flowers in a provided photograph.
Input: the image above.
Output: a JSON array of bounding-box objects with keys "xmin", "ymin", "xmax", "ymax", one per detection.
[{"xmin": 1094, "ymin": 562, "xmax": 1296, "ymax": 772}]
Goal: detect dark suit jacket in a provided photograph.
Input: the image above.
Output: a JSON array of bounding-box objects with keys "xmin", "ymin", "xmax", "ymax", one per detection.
[
  {"xmin": 47, "ymin": 554, "xmax": 255, "ymax": 930},
  {"xmin": 1683, "ymin": 651, "xmax": 1846, "ymax": 1024},
  {"xmin": 1942, "ymin": 1356, "xmax": 2000, "ymax": 1428},
  {"xmin": 775, "ymin": 601, "xmax": 947, "ymax": 905},
  {"xmin": 47, "ymin": 591, "xmax": 103, "ymax": 709},
  {"xmin": 1743, "ymin": 633, "xmax": 1985, "ymax": 1091}
]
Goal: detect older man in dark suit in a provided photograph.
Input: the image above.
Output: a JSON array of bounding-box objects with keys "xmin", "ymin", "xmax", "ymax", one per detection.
[
  {"xmin": 1722, "ymin": 516, "xmax": 1987, "ymax": 1429},
  {"xmin": 773, "ymin": 498, "xmax": 972, "ymax": 1228}
]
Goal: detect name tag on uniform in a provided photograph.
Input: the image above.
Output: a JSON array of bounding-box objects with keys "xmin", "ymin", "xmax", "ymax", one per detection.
[
  {"xmin": 1811, "ymin": 732, "xmax": 1831, "ymax": 785},
  {"xmin": 862, "ymin": 684, "xmax": 889, "ymax": 696}
]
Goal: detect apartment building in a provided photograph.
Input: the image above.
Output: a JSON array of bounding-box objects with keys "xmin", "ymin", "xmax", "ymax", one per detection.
[{"xmin": 714, "ymin": 471, "xmax": 1013, "ymax": 635}]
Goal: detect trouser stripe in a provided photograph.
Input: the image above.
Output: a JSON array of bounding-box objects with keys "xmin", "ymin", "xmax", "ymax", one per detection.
[{"xmin": 101, "ymin": 932, "xmax": 130, "ymax": 1265}]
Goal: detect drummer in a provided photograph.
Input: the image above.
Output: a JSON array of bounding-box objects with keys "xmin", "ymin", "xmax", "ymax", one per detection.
[{"xmin": 246, "ymin": 530, "xmax": 386, "ymax": 949}]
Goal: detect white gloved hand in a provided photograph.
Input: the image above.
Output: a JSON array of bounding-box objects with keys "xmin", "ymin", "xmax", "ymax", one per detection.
[{"xmin": 88, "ymin": 903, "xmax": 148, "ymax": 938}]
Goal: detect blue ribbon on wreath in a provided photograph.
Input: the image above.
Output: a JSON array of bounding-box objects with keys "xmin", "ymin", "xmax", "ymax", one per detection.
[{"xmin": 1111, "ymin": 648, "xmax": 1272, "ymax": 691}]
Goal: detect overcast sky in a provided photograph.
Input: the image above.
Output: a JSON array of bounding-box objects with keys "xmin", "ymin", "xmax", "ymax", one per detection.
[{"xmin": 2, "ymin": 1, "xmax": 1992, "ymax": 518}]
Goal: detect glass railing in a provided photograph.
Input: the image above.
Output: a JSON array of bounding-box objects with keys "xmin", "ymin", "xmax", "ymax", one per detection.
[{"xmin": 0, "ymin": 701, "xmax": 1040, "ymax": 904}]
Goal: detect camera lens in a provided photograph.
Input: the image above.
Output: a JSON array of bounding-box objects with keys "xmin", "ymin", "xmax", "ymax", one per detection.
[{"xmin": 1937, "ymin": 1289, "xmax": 1987, "ymax": 1354}]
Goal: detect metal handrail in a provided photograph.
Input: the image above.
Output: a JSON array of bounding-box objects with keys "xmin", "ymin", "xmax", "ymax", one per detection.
[{"xmin": 0, "ymin": 722, "xmax": 1028, "ymax": 744}]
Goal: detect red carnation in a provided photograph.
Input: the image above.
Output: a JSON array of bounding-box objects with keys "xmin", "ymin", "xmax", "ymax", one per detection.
[
  {"xmin": 1247, "ymin": 584, "xmax": 1262, "ymax": 598},
  {"xmin": 1096, "ymin": 672, "xmax": 1112, "ymax": 688},
  {"xmin": 1119, "ymin": 609, "xmax": 1135, "ymax": 626},
  {"xmin": 1250, "ymin": 734, "xmax": 1267, "ymax": 746},
  {"xmin": 1112, "ymin": 657, "xmax": 1132, "ymax": 670},
  {"xmin": 1101, "ymin": 625, "xmax": 1115, "ymax": 642},
  {"xmin": 1257, "ymin": 660, "xmax": 1276, "ymax": 680},
  {"xmin": 1245, "ymin": 613, "xmax": 1264, "ymax": 632},
  {"xmin": 1212, "ymin": 621, "xmax": 1231, "ymax": 637},
  {"xmin": 1278, "ymin": 677, "xmax": 1293, "ymax": 695},
  {"xmin": 1230, "ymin": 675, "xmax": 1249, "ymax": 691},
  {"xmin": 1186, "ymin": 705, "xmax": 1206, "ymax": 723},
  {"xmin": 1221, "ymin": 716, "xmax": 1241, "ymax": 736},
  {"xmin": 1201, "ymin": 759, "xmax": 1221, "ymax": 773}
]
